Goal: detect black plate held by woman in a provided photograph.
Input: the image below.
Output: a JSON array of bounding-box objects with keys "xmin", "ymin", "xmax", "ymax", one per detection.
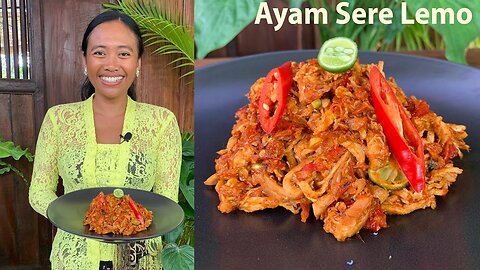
[{"xmin": 47, "ymin": 187, "xmax": 184, "ymax": 243}]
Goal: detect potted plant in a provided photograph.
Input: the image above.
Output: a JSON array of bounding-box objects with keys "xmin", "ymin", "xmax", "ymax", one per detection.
[{"xmin": 161, "ymin": 133, "xmax": 194, "ymax": 270}]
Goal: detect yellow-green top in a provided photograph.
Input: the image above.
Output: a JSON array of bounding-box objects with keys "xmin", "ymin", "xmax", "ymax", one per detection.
[{"xmin": 29, "ymin": 95, "xmax": 182, "ymax": 270}]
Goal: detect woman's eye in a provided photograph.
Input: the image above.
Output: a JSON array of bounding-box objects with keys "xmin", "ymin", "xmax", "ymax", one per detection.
[
  {"xmin": 93, "ymin": 51, "xmax": 105, "ymax": 56},
  {"xmin": 119, "ymin": 52, "xmax": 131, "ymax": 58}
]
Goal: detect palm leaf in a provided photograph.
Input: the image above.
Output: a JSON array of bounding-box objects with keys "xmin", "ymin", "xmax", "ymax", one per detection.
[{"xmin": 104, "ymin": 0, "xmax": 194, "ymax": 79}]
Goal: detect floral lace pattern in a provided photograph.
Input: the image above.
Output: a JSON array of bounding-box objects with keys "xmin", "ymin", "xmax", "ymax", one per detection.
[{"xmin": 29, "ymin": 96, "xmax": 181, "ymax": 270}]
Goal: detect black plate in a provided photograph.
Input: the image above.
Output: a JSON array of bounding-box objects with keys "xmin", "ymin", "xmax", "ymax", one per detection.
[
  {"xmin": 47, "ymin": 187, "xmax": 184, "ymax": 243},
  {"xmin": 195, "ymin": 51, "xmax": 480, "ymax": 270}
]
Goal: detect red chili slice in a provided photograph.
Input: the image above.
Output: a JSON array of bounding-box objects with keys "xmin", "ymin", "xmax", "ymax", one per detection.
[
  {"xmin": 97, "ymin": 192, "xmax": 107, "ymax": 211},
  {"xmin": 258, "ymin": 62, "xmax": 293, "ymax": 133},
  {"xmin": 369, "ymin": 66, "xmax": 425, "ymax": 193},
  {"xmin": 127, "ymin": 195, "xmax": 145, "ymax": 226}
]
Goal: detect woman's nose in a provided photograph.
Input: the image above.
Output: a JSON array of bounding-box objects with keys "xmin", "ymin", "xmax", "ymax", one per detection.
[{"xmin": 104, "ymin": 55, "xmax": 119, "ymax": 71}]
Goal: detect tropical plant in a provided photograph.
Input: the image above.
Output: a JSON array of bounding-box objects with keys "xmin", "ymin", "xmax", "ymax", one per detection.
[
  {"xmin": 195, "ymin": 0, "xmax": 480, "ymax": 64},
  {"xmin": 104, "ymin": 0, "xmax": 194, "ymax": 78},
  {"xmin": 161, "ymin": 132, "xmax": 194, "ymax": 270},
  {"xmin": 0, "ymin": 136, "xmax": 33, "ymax": 185},
  {"xmin": 195, "ymin": 0, "xmax": 263, "ymax": 59}
]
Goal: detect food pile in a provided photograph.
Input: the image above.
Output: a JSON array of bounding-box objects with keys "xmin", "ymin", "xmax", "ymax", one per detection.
[
  {"xmin": 205, "ymin": 52, "xmax": 469, "ymax": 241},
  {"xmin": 84, "ymin": 190, "xmax": 153, "ymax": 236}
]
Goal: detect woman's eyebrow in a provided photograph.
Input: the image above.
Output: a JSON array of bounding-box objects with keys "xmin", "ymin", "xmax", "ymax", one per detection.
[
  {"xmin": 90, "ymin": 45, "xmax": 134, "ymax": 51},
  {"xmin": 117, "ymin": 45, "xmax": 134, "ymax": 51}
]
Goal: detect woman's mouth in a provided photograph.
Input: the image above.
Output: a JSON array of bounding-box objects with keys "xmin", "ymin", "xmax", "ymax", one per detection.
[{"xmin": 100, "ymin": 76, "xmax": 124, "ymax": 85}]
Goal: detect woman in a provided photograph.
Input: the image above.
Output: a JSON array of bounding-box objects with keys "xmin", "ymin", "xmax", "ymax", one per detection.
[{"xmin": 29, "ymin": 10, "xmax": 181, "ymax": 270}]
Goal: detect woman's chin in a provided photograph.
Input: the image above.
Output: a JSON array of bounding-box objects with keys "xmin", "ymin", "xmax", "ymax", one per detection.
[{"xmin": 94, "ymin": 89, "xmax": 129, "ymax": 100}]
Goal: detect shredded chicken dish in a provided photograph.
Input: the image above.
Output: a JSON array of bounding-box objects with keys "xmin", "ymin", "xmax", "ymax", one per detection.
[
  {"xmin": 84, "ymin": 192, "xmax": 153, "ymax": 236},
  {"xmin": 205, "ymin": 60, "xmax": 469, "ymax": 241}
]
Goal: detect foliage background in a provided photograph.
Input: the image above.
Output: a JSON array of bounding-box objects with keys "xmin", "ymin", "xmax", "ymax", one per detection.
[{"xmin": 195, "ymin": 0, "xmax": 480, "ymax": 64}]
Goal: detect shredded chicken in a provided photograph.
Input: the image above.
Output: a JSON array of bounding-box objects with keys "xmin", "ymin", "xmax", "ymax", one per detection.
[
  {"xmin": 205, "ymin": 59, "xmax": 469, "ymax": 241},
  {"xmin": 84, "ymin": 192, "xmax": 153, "ymax": 236}
]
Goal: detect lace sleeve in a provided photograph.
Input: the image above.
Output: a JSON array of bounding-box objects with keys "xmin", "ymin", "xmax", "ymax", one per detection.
[
  {"xmin": 153, "ymin": 111, "xmax": 181, "ymax": 202},
  {"xmin": 29, "ymin": 109, "xmax": 59, "ymax": 218}
]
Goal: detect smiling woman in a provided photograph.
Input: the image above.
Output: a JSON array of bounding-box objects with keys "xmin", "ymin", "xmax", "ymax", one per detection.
[
  {"xmin": 84, "ymin": 21, "xmax": 140, "ymax": 100},
  {"xmin": 81, "ymin": 13, "xmax": 143, "ymax": 103},
  {"xmin": 28, "ymin": 10, "xmax": 182, "ymax": 270}
]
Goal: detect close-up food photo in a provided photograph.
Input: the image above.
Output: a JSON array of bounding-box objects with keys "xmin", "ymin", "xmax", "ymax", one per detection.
[
  {"xmin": 204, "ymin": 50, "xmax": 470, "ymax": 241},
  {"xmin": 195, "ymin": 1, "xmax": 479, "ymax": 269}
]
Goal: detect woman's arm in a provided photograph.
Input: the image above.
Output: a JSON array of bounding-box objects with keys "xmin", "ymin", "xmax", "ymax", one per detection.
[
  {"xmin": 29, "ymin": 109, "xmax": 59, "ymax": 218},
  {"xmin": 153, "ymin": 110, "xmax": 181, "ymax": 202}
]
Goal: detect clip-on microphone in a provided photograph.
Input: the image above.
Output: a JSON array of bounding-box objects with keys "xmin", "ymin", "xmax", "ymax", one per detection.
[{"xmin": 120, "ymin": 132, "xmax": 132, "ymax": 143}]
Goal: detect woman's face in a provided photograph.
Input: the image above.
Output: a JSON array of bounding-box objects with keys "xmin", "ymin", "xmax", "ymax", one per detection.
[{"xmin": 83, "ymin": 20, "xmax": 141, "ymax": 100}]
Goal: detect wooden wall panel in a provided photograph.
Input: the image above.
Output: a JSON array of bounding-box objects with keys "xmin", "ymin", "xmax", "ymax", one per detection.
[
  {"xmin": 0, "ymin": 94, "xmax": 12, "ymax": 140},
  {"xmin": 42, "ymin": 0, "xmax": 106, "ymax": 107},
  {"xmin": 0, "ymin": 167, "xmax": 15, "ymax": 265},
  {"xmin": 11, "ymin": 94, "xmax": 36, "ymax": 264},
  {"xmin": 0, "ymin": 94, "xmax": 38, "ymax": 267},
  {"xmin": 0, "ymin": 94, "xmax": 15, "ymax": 265}
]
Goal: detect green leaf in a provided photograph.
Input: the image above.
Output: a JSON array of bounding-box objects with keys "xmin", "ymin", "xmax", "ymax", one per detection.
[
  {"xmin": 181, "ymin": 132, "xmax": 194, "ymax": 158},
  {"xmin": 177, "ymin": 218, "xmax": 194, "ymax": 246},
  {"xmin": 284, "ymin": 0, "xmax": 304, "ymax": 8},
  {"xmin": 173, "ymin": 132, "xmax": 195, "ymax": 250},
  {"xmin": 161, "ymin": 243, "xmax": 194, "ymax": 270},
  {"xmin": 180, "ymin": 159, "xmax": 194, "ymax": 184},
  {"xmin": 181, "ymin": 132, "xmax": 194, "ymax": 142},
  {"xmin": 0, "ymin": 140, "xmax": 33, "ymax": 161},
  {"xmin": 0, "ymin": 165, "xmax": 11, "ymax": 174},
  {"xmin": 179, "ymin": 201, "xmax": 194, "ymax": 219},
  {"xmin": 163, "ymin": 222, "xmax": 184, "ymax": 244},
  {"xmin": 179, "ymin": 178, "xmax": 194, "ymax": 210},
  {"xmin": 382, "ymin": 5, "xmax": 407, "ymax": 46},
  {"xmin": 182, "ymin": 140, "xmax": 194, "ymax": 158},
  {"xmin": 406, "ymin": 0, "xmax": 480, "ymax": 64},
  {"xmin": 195, "ymin": 0, "xmax": 264, "ymax": 59},
  {"xmin": 179, "ymin": 132, "xmax": 194, "ymax": 217}
]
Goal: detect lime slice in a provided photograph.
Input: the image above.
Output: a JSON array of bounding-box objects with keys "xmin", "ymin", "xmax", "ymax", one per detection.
[
  {"xmin": 318, "ymin": 37, "xmax": 358, "ymax": 73},
  {"xmin": 113, "ymin": 188, "xmax": 124, "ymax": 198},
  {"xmin": 368, "ymin": 158, "xmax": 408, "ymax": 190}
]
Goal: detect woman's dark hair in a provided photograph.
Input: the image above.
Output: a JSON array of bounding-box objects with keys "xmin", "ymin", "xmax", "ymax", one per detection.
[{"xmin": 81, "ymin": 10, "xmax": 144, "ymax": 101}]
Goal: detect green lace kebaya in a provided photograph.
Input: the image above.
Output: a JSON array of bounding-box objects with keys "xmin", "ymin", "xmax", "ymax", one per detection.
[{"xmin": 29, "ymin": 95, "xmax": 181, "ymax": 270}]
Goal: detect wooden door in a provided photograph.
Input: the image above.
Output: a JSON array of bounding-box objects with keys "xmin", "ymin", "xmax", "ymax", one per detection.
[{"xmin": 0, "ymin": 0, "xmax": 47, "ymax": 268}]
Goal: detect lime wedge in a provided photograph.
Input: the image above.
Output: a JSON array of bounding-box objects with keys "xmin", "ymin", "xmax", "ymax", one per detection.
[
  {"xmin": 113, "ymin": 188, "xmax": 124, "ymax": 198},
  {"xmin": 318, "ymin": 37, "xmax": 358, "ymax": 73},
  {"xmin": 368, "ymin": 158, "xmax": 408, "ymax": 190}
]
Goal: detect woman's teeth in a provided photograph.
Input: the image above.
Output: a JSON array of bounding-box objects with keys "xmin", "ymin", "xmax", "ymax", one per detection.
[{"xmin": 101, "ymin": 76, "xmax": 123, "ymax": 83}]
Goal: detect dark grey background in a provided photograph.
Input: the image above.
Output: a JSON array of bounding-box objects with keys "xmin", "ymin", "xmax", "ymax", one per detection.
[{"xmin": 195, "ymin": 51, "xmax": 480, "ymax": 270}]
